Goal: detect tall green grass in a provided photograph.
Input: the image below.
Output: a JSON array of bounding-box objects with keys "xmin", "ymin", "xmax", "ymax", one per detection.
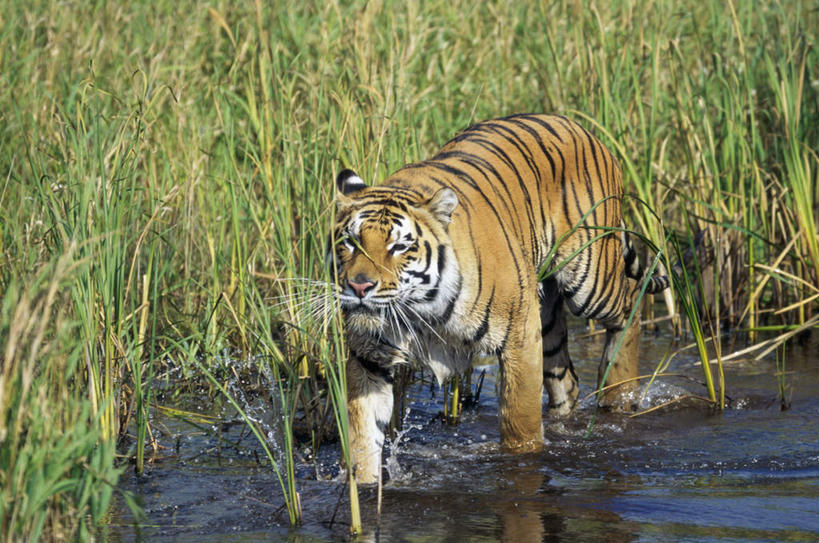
[
  {"xmin": 0, "ymin": 251, "xmax": 121, "ymax": 540},
  {"xmin": 0, "ymin": 0, "xmax": 817, "ymax": 537}
]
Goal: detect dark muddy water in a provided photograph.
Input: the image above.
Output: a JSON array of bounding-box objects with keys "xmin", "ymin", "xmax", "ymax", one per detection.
[{"xmin": 105, "ymin": 325, "xmax": 819, "ymax": 542}]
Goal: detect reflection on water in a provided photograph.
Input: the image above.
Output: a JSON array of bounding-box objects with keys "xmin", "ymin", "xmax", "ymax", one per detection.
[{"xmin": 105, "ymin": 328, "xmax": 819, "ymax": 542}]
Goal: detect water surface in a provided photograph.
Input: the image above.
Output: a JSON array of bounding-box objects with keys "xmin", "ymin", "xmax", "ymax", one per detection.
[{"xmin": 105, "ymin": 326, "xmax": 819, "ymax": 542}]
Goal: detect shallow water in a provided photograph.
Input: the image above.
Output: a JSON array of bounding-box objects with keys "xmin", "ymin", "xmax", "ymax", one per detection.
[{"xmin": 105, "ymin": 326, "xmax": 819, "ymax": 542}]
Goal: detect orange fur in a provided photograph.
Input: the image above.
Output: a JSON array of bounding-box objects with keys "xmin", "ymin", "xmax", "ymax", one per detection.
[{"xmin": 330, "ymin": 115, "xmax": 666, "ymax": 483}]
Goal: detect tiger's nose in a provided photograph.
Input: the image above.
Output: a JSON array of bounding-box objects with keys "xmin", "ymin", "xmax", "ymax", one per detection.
[{"xmin": 348, "ymin": 275, "xmax": 376, "ymax": 298}]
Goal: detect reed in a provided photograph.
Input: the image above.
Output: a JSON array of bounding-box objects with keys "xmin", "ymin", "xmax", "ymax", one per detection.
[
  {"xmin": 319, "ymin": 299, "xmax": 364, "ymax": 536},
  {"xmin": 776, "ymin": 344, "xmax": 791, "ymax": 411},
  {"xmin": 768, "ymin": 39, "xmax": 819, "ymax": 308},
  {"xmin": 0, "ymin": 250, "xmax": 121, "ymax": 540}
]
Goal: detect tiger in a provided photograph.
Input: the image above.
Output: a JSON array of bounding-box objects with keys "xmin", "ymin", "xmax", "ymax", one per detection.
[{"xmin": 327, "ymin": 114, "xmax": 669, "ymax": 484}]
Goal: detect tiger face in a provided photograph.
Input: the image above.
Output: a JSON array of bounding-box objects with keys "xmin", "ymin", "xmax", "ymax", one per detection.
[{"xmin": 329, "ymin": 170, "xmax": 460, "ymax": 336}]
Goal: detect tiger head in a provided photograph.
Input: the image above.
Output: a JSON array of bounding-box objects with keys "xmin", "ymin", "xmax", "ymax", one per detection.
[{"xmin": 328, "ymin": 169, "xmax": 461, "ymax": 335}]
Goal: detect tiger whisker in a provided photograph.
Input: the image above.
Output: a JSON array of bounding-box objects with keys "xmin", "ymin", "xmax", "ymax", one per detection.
[
  {"xmin": 392, "ymin": 302, "xmax": 423, "ymax": 352},
  {"xmin": 273, "ymin": 287, "xmax": 338, "ymax": 329},
  {"xmin": 387, "ymin": 303, "xmax": 410, "ymax": 344},
  {"xmin": 270, "ymin": 277, "xmax": 334, "ymax": 286},
  {"xmin": 306, "ymin": 295, "xmax": 334, "ymax": 322},
  {"xmin": 400, "ymin": 301, "xmax": 445, "ymax": 344},
  {"xmin": 270, "ymin": 292, "xmax": 336, "ymax": 314},
  {"xmin": 271, "ymin": 280, "xmax": 338, "ymax": 296},
  {"xmin": 386, "ymin": 304, "xmax": 402, "ymax": 337},
  {"xmin": 385, "ymin": 304, "xmax": 421, "ymax": 365}
]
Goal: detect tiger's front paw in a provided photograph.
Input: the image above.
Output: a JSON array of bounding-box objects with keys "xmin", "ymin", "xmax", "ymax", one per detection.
[{"xmin": 349, "ymin": 443, "xmax": 382, "ymax": 485}]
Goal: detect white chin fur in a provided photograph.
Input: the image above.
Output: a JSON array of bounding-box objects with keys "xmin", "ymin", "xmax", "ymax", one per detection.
[{"xmin": 344, "ymin": 310, "xmax": 384, "ymax": 333}]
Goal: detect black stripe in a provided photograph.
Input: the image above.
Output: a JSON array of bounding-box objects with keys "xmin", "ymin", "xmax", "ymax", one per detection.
[
  {"xmin": 505, "ymin": 117, "xmax": 558, "ymax": 182},
  {"xmin": 469, "ymin": 287, "xmax": 495, "ymax": 344},
  {"xmin": 543, "ymin": 333, "xmax": 568, "ymax": 358},
  {"xmin": 434, "ymin": 150, "xmax": 521, "ymax": 232},
  {"xmin": 422, "ymin": 241, "xmax": 433, "ymax": 271},
  {"xmin": 553, "ymin": 117, "xmax": 587, "ymax": 224},
  {"xmin": 437, "ymin": 244, "xmax": 446, "ymax": 277},
  {"xmin": 469, "ymin": 137, "xmax": 539, "ymax": 255},
  {"xmin": 575, "ymin": 239, "xmax": 611, "ymax": 317},
  {"xmin": 405, "ymin": 269, "xmax": 430, "ymax": 281},
  {"xmin": 382, "ymin": 178, "xmax": 428, "ymax": 198},
  {"xmin": 591, "ymin": 237, "xmax": 627, "ymax": 319},
  {"xmin": 496, "ymin": 300, "xmax": 517, "ymax": 356},
  {"xmin": 432, "ymin": 151, "xmax": 519, "ymax": 219},
  {"xmin": 361, "ymin": 186, "xmax": 418, "ymax": 199},
  {"xmin": 544, "ymin": 365, "xmax": 570, "ymax": 380},
  {"xmin": 568, "ymin": 121, "xmax": 595, "ymax": 222},
  {"xmin": 485, "ymin": 121, "xmax": 549, "ymax": 251},
  {"xmin": 516, "ymin": 114, "xmax": 565, "ymax": 144},
  {"xmin": 355, "ymin": 356, "xmax": 395, "ymax": 385},
  {"xmin": 436, "ymin": 138, "xmax": 533, "ymax": 244},
  {"xmin": 432, "ymin": 275, "xmax": 461, "ymax": 325},
  {"xmin": 422, "ymin": 164, "xmax": 524, "ymax": 280},
  {"xmin": 406, "ymin": 241, "xmax": 433, "ymax": 283},
  {"xmin": 424, "ymin": 241, "xmax": 446, "ymax": 302},
  {"xmin": 357, "ymin": 198, "xmax": 409, "ymax": 212}
]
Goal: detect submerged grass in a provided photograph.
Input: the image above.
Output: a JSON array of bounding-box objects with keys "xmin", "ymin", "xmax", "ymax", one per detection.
[{"xmin": 0, "ymin": 0, "xmax": 817, "ymax": 537}]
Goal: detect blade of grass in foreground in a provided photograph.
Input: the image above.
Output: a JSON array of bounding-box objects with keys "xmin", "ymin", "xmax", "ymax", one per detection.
[{"xmin": 323, "ymin": 246, "xmax": 364, "ymax": 535}]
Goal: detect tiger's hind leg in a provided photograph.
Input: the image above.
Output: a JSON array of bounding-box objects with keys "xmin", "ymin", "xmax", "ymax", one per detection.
[
  {"xmin": 558, "ymin": 235, "xmax": 643, "ymax": 412},
  {"xmin": 539, "ymin": 277, "xmax": 579, "ymax": 416},
  {"xmin": 596, "ymin": 277, "xmax": 642, "ymax": 411}
]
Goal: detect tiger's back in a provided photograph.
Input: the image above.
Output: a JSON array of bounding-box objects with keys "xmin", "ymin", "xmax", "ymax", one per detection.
[
  {"xmin": 330, "ymin": 114, "xmax": 666, "ymax": 484},
  {"xmin": 389, "ymin": 114, "xmax": 633, "ymax": 330}
]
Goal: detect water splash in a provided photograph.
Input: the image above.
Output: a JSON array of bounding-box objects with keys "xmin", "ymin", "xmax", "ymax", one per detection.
[
  {"xmin": 384, "ymin": 407, "xmax": 423, "ymax": 482},
  {"xmin": 636, "ymin": 380, "xmax": 690, "ymax": 409},
  {"xmin": 225, "ymin": 357, "xmax": 290, "ymax": 476}
]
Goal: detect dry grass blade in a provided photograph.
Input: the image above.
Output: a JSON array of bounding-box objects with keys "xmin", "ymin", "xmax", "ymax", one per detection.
[
  {"xmin": 694, "ymin": 314, "xmax": 819, "ymax": 365},
  {"xmin": 754, "ymin": 263, "xmax": 819, "ymax": 295}
]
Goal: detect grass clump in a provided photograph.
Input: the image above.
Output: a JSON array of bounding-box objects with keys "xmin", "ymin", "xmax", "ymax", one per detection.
[{"xmin": 1, "ymin": 252, "xmax": 121, "ymax": 540}]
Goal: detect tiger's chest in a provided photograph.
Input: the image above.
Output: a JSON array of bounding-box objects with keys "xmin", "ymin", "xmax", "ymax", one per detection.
[{"xmin": 381, "ymin": 321, "xmax": 479, "ymax": 385}]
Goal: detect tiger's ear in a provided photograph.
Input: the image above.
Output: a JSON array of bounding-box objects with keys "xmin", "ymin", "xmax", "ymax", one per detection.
[
  {"xmin": 336, "ymin": 169, "xmax": 367, "ymax": 196},
  {"xmin": 427, "ymin": 187, "xmax": 459, "ymax": 224}
]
